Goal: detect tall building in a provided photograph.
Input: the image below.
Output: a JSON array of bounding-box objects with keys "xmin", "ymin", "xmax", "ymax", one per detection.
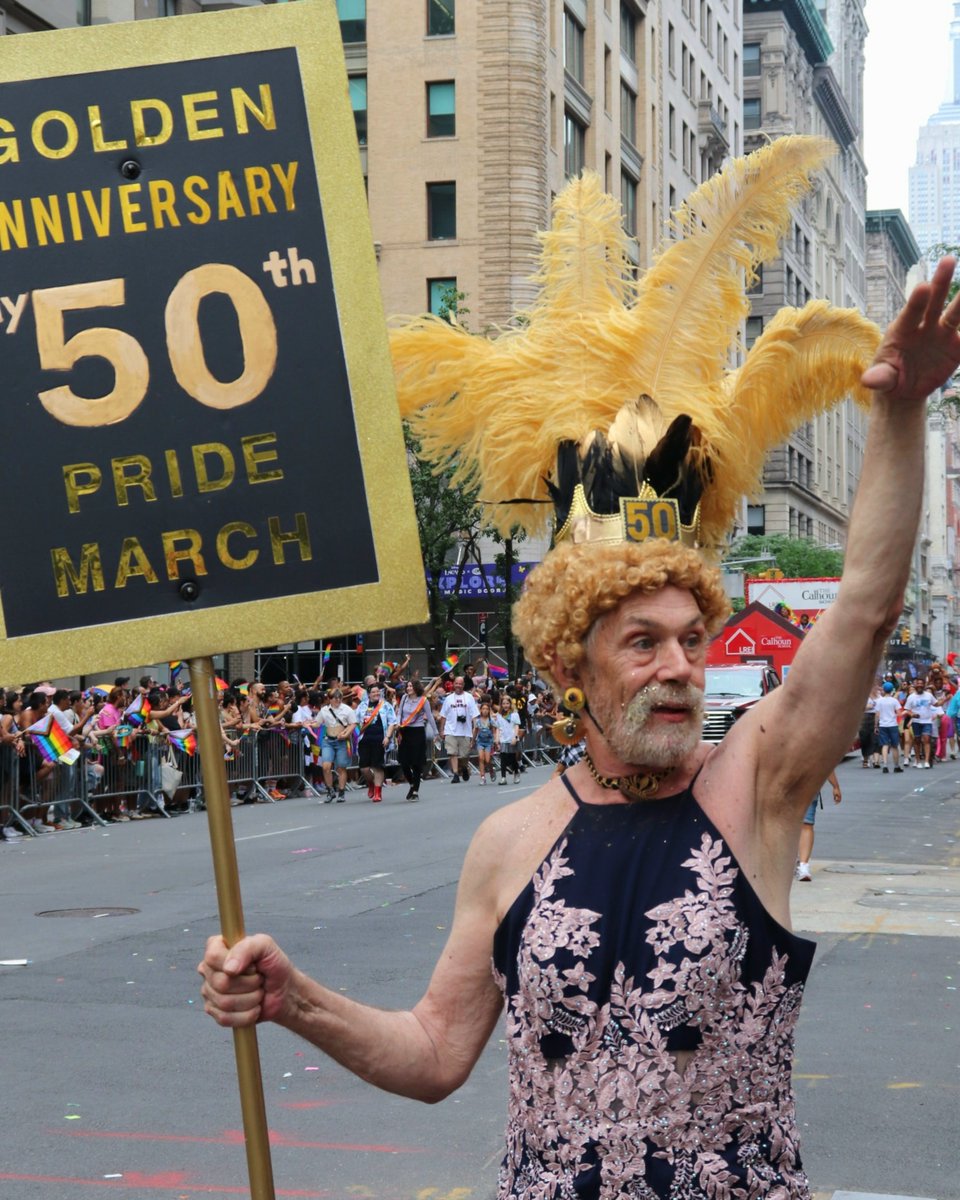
[
  {"xmin": 909, "ymin": 2, "xmax": 960, "ymax": 254},
  {"xmin": 741, "ymin": 0, "xmax": 868, "ymax": 549}
]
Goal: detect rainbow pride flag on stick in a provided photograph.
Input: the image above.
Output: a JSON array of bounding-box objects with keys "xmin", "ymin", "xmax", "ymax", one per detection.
[
  {"xmin": 25, "ymin": 715, "xmax": 80, "ymax": 765},
  {"xmin": 168, "ymin": 729, "xmax": 198, "ymax": 757},
  {"xmin": 440, "ymin": 653, "xmax": 459, "ymax": 674},
  {"xmin": 488, "ymin": 664, "xmax": 509, "ymax": 680},
  {"xmin": 322, "ymin": 642, "xmax": 333, "ymax": 665},
  {"xmin": 124, "ymin": 695, "xmax": 151, "ymax": 727}
]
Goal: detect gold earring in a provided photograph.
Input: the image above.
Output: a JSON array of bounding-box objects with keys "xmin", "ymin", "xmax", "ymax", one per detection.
[
  {"xmin": 563, "ymin": 686, "xmax": 586, "ymax": 712},
  {"xmin": 551, "ymin": 714, "xmax": 583, "ymax": 745}
]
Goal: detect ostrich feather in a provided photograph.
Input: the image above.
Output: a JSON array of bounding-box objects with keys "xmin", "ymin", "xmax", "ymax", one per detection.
[
  {"xmin": 629, "ymin": 136, "xmax": 834, "ymax": 404},
  {"xmin": 695, "ymin": 301, "xmax": 882, "ymax": 548},
  {"xmin": 387, "ymin": 138, "xmax": 876, "ymax": 542}
]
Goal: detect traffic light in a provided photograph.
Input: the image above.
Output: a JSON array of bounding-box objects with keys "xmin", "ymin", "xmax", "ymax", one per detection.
[{"xmin": 901, "ymin": 626, "xmax": 911, "ymax": 643}]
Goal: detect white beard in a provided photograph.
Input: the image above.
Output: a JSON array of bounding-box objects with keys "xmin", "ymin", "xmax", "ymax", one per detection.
[{"xmin": 596, "ymin": 681, "xmax": 704, "ymax": 771}]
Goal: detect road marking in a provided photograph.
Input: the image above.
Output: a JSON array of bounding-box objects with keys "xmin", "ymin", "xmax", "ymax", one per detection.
[
  {"xmin": 330, "ymin": 872, "xmax": 392, "ymax": 889},
  {"xmin": 0, "ymin": 1172, "xmax": 331, "ymax": 1195},
  {"xmin": 235, "ymin": 824, "xmax": 316, "ymax": 842},
  {"xmin": 886, "ymin": 1081, "xmax": 923, "ymax": 1089}
]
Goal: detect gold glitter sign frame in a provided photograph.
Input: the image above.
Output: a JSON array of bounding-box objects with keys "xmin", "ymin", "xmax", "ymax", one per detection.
[{"xmin": 0, "ymin": 2, "xmax": 426, "ymax": 680}]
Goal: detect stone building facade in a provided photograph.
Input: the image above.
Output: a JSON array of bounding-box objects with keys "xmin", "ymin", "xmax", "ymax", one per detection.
[{"xmin": 742, "ymin": 0, "xmax": 868, "ymax": 550}]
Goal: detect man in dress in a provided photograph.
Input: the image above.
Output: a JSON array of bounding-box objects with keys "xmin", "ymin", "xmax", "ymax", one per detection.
[
  {"xmin": 199, "ymin": 135, "xmax": 960, "ymax": 1194},
  {"xmin": 199, "ymin": 255, "xmax": 960, "ymax": 1197},
  {"xmin": 354, "ymin": 683, "xmax": 398, "ymax": 803}
]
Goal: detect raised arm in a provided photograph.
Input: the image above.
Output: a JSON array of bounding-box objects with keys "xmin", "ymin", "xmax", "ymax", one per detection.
[{"xmin": 734, "ymin": 258, "xmax": 960, "ymax": 815}]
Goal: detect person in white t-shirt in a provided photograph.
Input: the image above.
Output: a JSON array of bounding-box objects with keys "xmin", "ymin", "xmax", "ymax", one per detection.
[
  {"xmin": 904, "ymin": 679, "xmax": 936, "ymax": 768},
  {"xmin": 873, "ymin": 681, "xmax": 903, "ymax": 773},
  {"xmin": 439, "ymin": 678, "xmax": 481, "ymax": 783},
  {"xmin": 493, "ymin": 695, "xmax": 521, "ymax": 785},
  {"xmin": 319, "ymin": 689, "xmax": 357, "ymax": 801}
]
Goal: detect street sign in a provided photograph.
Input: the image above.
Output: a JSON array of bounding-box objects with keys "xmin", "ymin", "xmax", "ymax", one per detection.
[{"xmin": 0, "ymin": 2, "xmax": 425, "ymax": 681}]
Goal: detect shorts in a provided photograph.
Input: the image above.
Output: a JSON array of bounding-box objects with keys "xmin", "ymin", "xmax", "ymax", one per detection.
[
  {"xmin": 357, "ymin": 738, "xmax": 385, "ymax": 769},
  {"xmin": 476, "ymin": 734, "xmax": 494, "ymax": 751},
  {"xmin": 803, "ymin": 797, "xmax": 819, "ymax": 825},
  {"xmin": 444, "ymin": 734, "xmax": 472, "ymax": 758},
  {"xmin": 322, "ymin": 738, "xmax": 351, "ymax": 768},
  {"xmin": 911, "ymin": 722, "xmax": 932, "ymax": 739},
  {"xmin": 877, "ymin": 725, "xmax": 900, "ymax": 748}
]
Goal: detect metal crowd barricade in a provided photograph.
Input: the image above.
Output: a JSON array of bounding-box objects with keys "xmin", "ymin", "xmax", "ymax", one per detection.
[
  {"xmin": 90, "ymin": 729, "xmax": 167, "ymax": 817},
  {"xmin": 255, "ymin": 727, "xmax": 320, "ymax": 800},
  {"xmin": 223, "ymin": 729, "xmax": 264, "ymax": 802},
  {"xmin": 0, "ymin": 742, "xmax": 32, "ymax": 835}
]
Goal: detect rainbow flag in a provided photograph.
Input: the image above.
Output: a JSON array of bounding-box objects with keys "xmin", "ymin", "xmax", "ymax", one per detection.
[
  {"xmin": 114, "ymin": 725, "xmax": 134, "ymax": 749},
  {"xmin": 322, "ymin": 642, "xmax": 333, "ymax": 664},
  {"xmin": 87, "ymin": 685, "xmax": 110, "ymax": 698},
  {"xmin": 169, "ymin": 661, "xmax": 184, "ymax": 679},
  {"xmin": 377, "ymin": 661, "xmax": 398, "ymax": 673},
  {"xmin": 267, "ymin": 703, "xmax": 283, "ymax": 717},
  {"xmin": 124, "ymin": 695, "xmax": 151, "ymax": 727},
  {"xmin": 487, "ymin": 664, "xmax": 508, "ymax": 679},
  {"xmin": 441, "ymin": 653, "xmax": 459, "ymax": 674},
  {"xmin": 168, "ymin": 729, "xmax": 198, "ymax": 757},
  {"xmin": 215, "ymin": 677, "xmax": 229, "ymax": 693},
  {"xmin": 237, "ymin": 683, "xmax": 249, "ymax": 697},
  {"xmin": 26, "ymin": 716, "xmax": 80, "ymax": 765}
]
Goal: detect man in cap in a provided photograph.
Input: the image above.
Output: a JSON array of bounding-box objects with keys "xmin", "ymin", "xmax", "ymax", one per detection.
[{"xmin": 874, "ymin": 678, "xmax": 904, "ymax": 773}]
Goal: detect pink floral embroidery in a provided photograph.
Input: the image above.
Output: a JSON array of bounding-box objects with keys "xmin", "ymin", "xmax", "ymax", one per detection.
[{"xmin": 494, "ymin": 832, "xmax": 811, "ymax": 1200}]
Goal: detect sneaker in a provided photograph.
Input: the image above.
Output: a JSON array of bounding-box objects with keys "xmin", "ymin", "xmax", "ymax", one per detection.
[
  {"xmin": 451, "ymin": 775, "xmax": 461, "ymax": 784},
  {"xmin": 498, "ymin": 778, "xmax": 507, "ymax": 786},
  {"xmin": 405, "ymin": 786, "xmax": 415, "ymax": 800},
  {"xmin": 882, "ymin": 766, "xmax": 889, "ymax": 773},
  {"xmin": 336, "ymin": 790, "xmax": 346, "ymax": 802},
  {"xmin": 2, "ymin": 826, "xmax": 23, "ymax": 841},
  {"xmin": 30, "ymin": 819, "xmax": 55, "ymax": 834},
  {"xmin": 408, "ymin": 791, "xmax": 419, "ymax": 802},
  {"xmin": 480, "ymin": 775, "xmax": 486, "ymax": 785},
  {"xmin": 795, "ymin": 862, "xmax": 812, "ymax": 882},
  {"xmin": 322, "ymin": 793, "xmax": 334, "ymax": 804},
  {"xmin": 460, "ymin": 765, "xmax": 470, "ymax": 782},
  {"xmin": 894, "ymin": 766, "xmax": 903, "ymax": 773},
  {"xmin": 513, "ymin": 773, "xmax": 520, "ymax": 784}
]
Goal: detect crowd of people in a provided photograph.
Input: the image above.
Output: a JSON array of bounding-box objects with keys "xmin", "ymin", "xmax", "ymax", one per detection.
[
  {"xmin": 0, "ymin": 659, "xmax": 561, "ymax": 840},
  {"xmin": 859, "ymin": 660, "xmax": 959, "ymax": 772}
]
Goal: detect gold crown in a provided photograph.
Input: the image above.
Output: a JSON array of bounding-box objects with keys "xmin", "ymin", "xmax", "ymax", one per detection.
[{"xmin": 554, "ymin": 482, "xmax": 701, "ymax": 548}]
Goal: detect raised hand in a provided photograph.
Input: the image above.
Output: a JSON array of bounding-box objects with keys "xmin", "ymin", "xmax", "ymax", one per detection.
[{"xmin": 861, "ymin": 257, "xmax": 960, "ymax": 402}]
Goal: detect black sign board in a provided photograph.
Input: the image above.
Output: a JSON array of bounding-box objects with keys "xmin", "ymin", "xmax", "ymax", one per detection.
[{"xmin": 0, "ymin": 4, "xmax": 425, "ymax": 680}]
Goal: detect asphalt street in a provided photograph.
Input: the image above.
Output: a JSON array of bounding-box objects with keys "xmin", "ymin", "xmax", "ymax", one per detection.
[{"xmin": 0, "ymin": 752, "xmax": 957, "ymax": 1200}]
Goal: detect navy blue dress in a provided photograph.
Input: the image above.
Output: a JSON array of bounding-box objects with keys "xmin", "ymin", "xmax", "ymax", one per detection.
[{"xmin": 492, "ymin": 773, "xmax": 816, "ymax": 1200}]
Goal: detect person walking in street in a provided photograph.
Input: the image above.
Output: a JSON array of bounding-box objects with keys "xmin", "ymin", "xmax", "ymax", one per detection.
[
  {"xmin": 905, "ymin": 678, "xmax": 936, "ymax": 768},
  {"xmin": 355, "ymin": 684, "xmax": 397, "ymax": 803},
  {"xmin": 859, "ymin": 684, "xmax": 880, "ymax": 768},
  {"xmin": 795, "ymin": 768, "xmax": 841, "ymax": 882},
  {"xmin": 319, "ymin": 689, "xmax": 356, "ymax": 802},
  {"xmin": 396, "ymin": 680, "xmax": 437, "ymax": 801},
  {"xmin": 874, "ymin": 680, "xmax": 904, "ymax": 773},
  {"xmin": 493, "ymin": 694, "xmax": 521, "ymax": 785},
  {"xmin": 472, "ymin": 702, "xmax": 496, "ymax": 785},
  {"xmin": 438, "ymin": 676, "xmax": 480, "ymax": 783}
]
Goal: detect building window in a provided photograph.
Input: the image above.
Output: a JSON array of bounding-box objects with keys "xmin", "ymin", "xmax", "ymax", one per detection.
[
  {"xmin": 743, "ymin": 42, "xmax": 761, "ymax": 77},
  {"xmin": 747, "ymin": 262, "xmax": 763, "ymax": 296},
  {"xmin": 668, "ymin": 104, "xmax": 676, "ymax": 155},
  {"xmin": 620, "ymin": 2, "xmax": 637, "ymax": 62},
  {"xmin": 743, "ymin": 97, "xmax": 761, "ymax": 130},
  {"xmin": 428, "ymin": 277, "xmax": 458, "ymax": 317},
  {"xmin": 427, "ymin": 81, "xmax": 456, "ymax": 137},
  {"xmin": 564, "ymin": 8, "xmax": 585, "ymax": 83},
  {"xmin": 427, "ymin": 181, "xmax": 456, "ymax": 239},
  {"xmin": 564, "ymin": 111, "xmax": 586, "ymax": 179},
  {"xmin": 747, "ymin": 504, "xmax": 765, "ymax": 535},
  {"xmin": 668, "ymin": 23, "xmax": 676, "ymax": 74},
  {"xmin": 427, "ymin": 0, "xmax": 455, "ymax": 37},
  {"xmin": 620, "ymin": 82, "xmax": 637, "ymax": 145},
  {"xmin": 745, "ymin": 315, "xmax": 763, "ymax": 347},
  {"xmin": 621, "ymin": 172, "xmax": 637, "ymax": 237},
  {"xmin": 336, "ymin": 0, "xmax": 366, "ymax": 43},
  {"xmin": 349, "ymin": 76, "xmax": 367, "ymax": 146}
]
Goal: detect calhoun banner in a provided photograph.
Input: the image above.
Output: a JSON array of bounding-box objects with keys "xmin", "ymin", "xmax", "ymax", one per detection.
[{"xmin": 0, "ymin": 2, "xmax": 425, "ymax": 680}]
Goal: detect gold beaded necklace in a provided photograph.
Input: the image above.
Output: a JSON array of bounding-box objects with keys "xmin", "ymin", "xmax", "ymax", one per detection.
[{"xmin": 584, "ymin": 753, "xmax": 668, "ymax": 802}]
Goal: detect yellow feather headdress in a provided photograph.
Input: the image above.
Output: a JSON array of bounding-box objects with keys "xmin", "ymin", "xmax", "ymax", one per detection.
[{"xmin": 389, "ymin": 136, "xmax": 882, "ymax": 557}]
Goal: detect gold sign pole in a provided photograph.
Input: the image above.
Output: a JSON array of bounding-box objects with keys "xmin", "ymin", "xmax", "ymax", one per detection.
[{"xmin": 189, "ymin": 655, "xmax": 276, "ymax": 1200}]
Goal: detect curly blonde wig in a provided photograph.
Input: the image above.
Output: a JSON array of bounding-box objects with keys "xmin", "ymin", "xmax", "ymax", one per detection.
[{"xmin": 513, "ymin": 540, "xmax": 730, "ymax": 689}]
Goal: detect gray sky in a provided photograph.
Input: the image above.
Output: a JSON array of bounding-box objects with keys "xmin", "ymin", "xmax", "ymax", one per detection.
[{"xmin": 863, "ymin": 0, "xmax": 953, "ymax": 215}]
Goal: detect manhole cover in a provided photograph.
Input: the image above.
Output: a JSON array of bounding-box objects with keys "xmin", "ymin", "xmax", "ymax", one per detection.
[{"xmin": 36, "ymin": 907, "xmax": 140, "ymax": 918}]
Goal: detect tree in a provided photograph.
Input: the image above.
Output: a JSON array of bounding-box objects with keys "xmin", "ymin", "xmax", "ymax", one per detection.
[
  {"xmin": 923, "ymin": 246, "xmax": 960, "ymax": 416},
  {"xmin": 489, "ymin": 524, "xmax": 527, "ymax": 676},
  {"xmin": 726, "ymin": 534, "xmax": 843, "ymax": 578},
  {"xmin": 404, "ymin": 423, "xmax": 485, "ymax": 673}
]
